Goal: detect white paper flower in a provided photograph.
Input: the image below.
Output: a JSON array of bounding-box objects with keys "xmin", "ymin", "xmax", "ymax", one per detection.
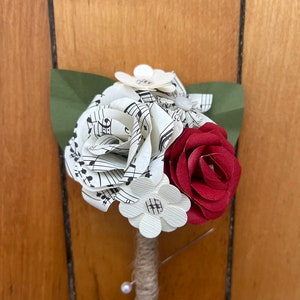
[
  {"xmin": 64, "ymin": 84, "xmax": 182, "ymax": 212},
  {"xmin": 118, "ymin": 175, "xmax": 191, "ymax": 238},
  {"xmin": 115, "ymin": 64, "xmax": 176, "ymax": 93},
  {"xmin": 148, "ymin": 73, "xmax": 214, "ymax": 128},
  {"xmin": 157, "ymin": 94, "xmax": 214, "ymax": 128}
]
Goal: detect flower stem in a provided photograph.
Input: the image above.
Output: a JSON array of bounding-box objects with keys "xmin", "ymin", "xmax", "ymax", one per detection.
[{"xmin": 134, "ymin": 231, "xmax": 159, "ymax": 300}]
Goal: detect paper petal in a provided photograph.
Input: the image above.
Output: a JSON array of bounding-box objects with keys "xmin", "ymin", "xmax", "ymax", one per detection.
[
  {"xmin": 128, "ymin": 214, "xmax": 143, "ymax": 228},
  {"xmin": 81, "ymin": 188, "xmax": 115, "ymax": 212},
  {"xmin": 175, "ymin": 194, "xmax": 191, "ymax": 211},
  {"xmin": 176, "ymin": 152, "xmax": 193, "ymax": 195},
  {"xmin": 191, "ymin": 181, "xmax": 227, "ymax": 200},
  {"xmin": 119, "ymin": 201, "xmax": 144, "ymax": 218},
  {"xmin": 187, "ymin": 202, "xmax": 207, "ymax": 224},
  {"xmin": 139, "ymin": 214, "xmax": 162, "ymax": 238},
  {"xmin": 185, "ymin": 131, "xmax": 220, "ymax": 150},
  {"xmin": 163, "ymin": 207, "xmax": 187, "ymax": 227},
  {"xmin": 187, "ymin": 146, "xmax": 205, "ymax": 178},
  {"xmin": 152, "ymin": 69, "xmax": 175, "ymax": 85},
  {"xmin": 199, "ymin": 156, "xmax": 228, "ymax": 189},
  {"xmin": 161, "ymin": 218, "xmax": 176, "ymax": 232},
  {"xmin": 192, "ymin": 193, "xmax": 230, "ymax": 212},
  {"xmin": 189, "ymin": 93, "xmax": 213, "ymax": 112},
  {"xmin": 129, "ymin": 177, "xmax": 155, "ymax": 196},
  {"xmin": 158, "ymin": 84, "xmax": 176, "ymax": 93},
  {"xmin": 158, "ymin": 184, "xmax": 181, "ymax": 204}
]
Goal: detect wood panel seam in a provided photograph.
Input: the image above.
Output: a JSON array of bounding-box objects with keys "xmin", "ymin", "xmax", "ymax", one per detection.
[
  {"xmin": 226, "ymin": 1, "xmax": 246, "ymax": 299},
  {"xmin": 48, "ymin": 1, "xmax": 76, "ymax": 299},
  {"xmin": 237, "ymin": 0, "xmax": 246, "ymax": 84}
]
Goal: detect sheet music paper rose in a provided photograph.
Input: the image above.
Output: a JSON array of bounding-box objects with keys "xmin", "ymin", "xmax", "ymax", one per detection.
[{"xmin": 62, "ymin": 64, "xmax": 242, "ymax": 238}]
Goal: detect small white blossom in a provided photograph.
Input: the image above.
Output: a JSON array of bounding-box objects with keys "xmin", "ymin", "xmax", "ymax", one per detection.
[
  {"xmin": 118, "ymin": 175, "xmax": 191, "ymax": 238},
  {"xmin": 115, "ymin": 64, "xmax": 175, "ymax": 93}
]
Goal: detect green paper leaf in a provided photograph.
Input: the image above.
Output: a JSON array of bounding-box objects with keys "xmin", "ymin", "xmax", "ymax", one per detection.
[
  {"xmin": 186, "ymin": 82, "xmax": 244, "ymax": 146},
  {"xmin": 51, "ymin": 70, "xmax": 244, "ymax": 150},
  {"xmin": 50, "ymin": 69, "xmax": 114, "ymax": 149}
]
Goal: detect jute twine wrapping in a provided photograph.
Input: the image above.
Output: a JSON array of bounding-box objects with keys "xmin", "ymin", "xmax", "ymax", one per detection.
[{"xmin": 134, "ymin": 231, "xmax": 159, "ymax": 300}]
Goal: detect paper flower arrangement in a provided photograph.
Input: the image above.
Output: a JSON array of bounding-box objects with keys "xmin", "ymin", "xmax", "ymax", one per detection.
[{"xmin": 51, "ymin": 64, "xmax": 244, "ymax": 238}]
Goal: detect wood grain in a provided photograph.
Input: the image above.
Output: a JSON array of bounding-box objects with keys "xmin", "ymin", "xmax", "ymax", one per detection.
[
  {"xmin": 54, "ymin": 1, "xmax": 240, "ymax": 299},
  {"xmin": 232, "ymin": 1, "xmax": 300, "ymax": 299},
  {"xmin": 0, "ymin": 1, "xmax": 69, "ymax": 299}
]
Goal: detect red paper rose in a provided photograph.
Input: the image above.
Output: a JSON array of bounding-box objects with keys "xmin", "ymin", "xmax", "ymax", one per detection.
[{"xmin": 164, "ymin": 122, "xmax": 241, "ymax": 224}]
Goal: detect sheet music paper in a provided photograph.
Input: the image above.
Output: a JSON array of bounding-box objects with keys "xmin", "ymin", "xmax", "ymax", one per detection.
[
  {"xmin": 65, "ymin": 84, "xmax": 183, "ymax": 209},
  {"xmin": 64, "ymin": 70, "xmax": 212, "ymax": 211}
]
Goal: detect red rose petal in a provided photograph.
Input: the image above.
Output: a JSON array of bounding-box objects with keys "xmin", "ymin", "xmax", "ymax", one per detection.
[
  {"xmin": 169, "ymin": 129, "xmax": 196, "ymax": 160},
  {"xmin": 205, "ymin": 148, "xmax": 235, "ymax": 179},
  {"xmin": 192, "ymin": 192, "xmax": 231, "ymax": 212},
  {"xmin": 214, "ymin": 136, "xmax": 235, "ymax": 154},
  {"xmin": 200, "ymin": 156, "xmax": 228, "ymax": 189},
  {"xmin": 226, "ymin": 158, "xmax": 241, "ymax": 192},
  {"xmin": 190, "ymin": 193, "xmax": 231, "ymax": 220},
  {"xmin": 221, "ymin": 139, "xmax": 236, "ymax": 154},
  {"xmin": 164, "ymin": 126, "xmax": 241, "ymax": 225},
  {"xmin": 164, "ymin": 143, "xmax": 172, "ymax": 161},
  {"xmin": 164, "ymin": 144, "xmax": 173, "ymax": 176},
  {"xmin": 187, "ymin": 202, "xmax": 208, "ymax": 224},
  {"xmin": 200, "ymin": 200, "xmax": 230, "ymax": 219},
  {"xmin": 185, "ymin": 132, "xmax": 221, "ymax": 150},
  {"xmin": 200, "ymin": 124, "xmax": 236, "ymax": 154},
  {"xmin": 169, "ymin": 160, "xmax": 181, "ymax": 188},
  {"xmin": 187, "ymin": 146, "xmax": 205, "ymax": 178},
  {"xmin": 176, "ymin": 151, "xmax": 193, "ymax": 195},
  {"xmin": 207, "ymin": 149, "xmax": 241, "ymax": 189},
  {"xmin": 191, "ymin": 180, "xmax": 227, "ymax": 200},
  {"xmin": 200, "ymin": 122, "xmax": 228, "ymax": 139}
]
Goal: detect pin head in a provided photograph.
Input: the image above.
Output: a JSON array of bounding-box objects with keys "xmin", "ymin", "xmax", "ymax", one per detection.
[{"xmin": 121, "ymin": 281, "xmax": 133, "ymax": 294}]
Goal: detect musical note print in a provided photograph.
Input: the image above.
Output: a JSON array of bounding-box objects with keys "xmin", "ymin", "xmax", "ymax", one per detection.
[
  {"xmin": 64, "ymin": 83, "xmax": 183, "ymax": 211},
  {"xmin": 136, "ymin": 90, "xmax": 156, "ymax": 104}
]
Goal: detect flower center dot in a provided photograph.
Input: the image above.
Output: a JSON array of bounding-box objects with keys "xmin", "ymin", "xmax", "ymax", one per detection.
[{"xmin": 145, "ymin": 198, "xmax": 164, "ymax": 215}]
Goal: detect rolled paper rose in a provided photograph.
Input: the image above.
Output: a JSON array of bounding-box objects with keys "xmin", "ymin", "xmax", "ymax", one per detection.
[
  {"xmin": 164, "ymin": 122, "xmax": 241, "ymax": 224},
  {"xmin": 64, "ymin": 83, "xmax": 182, "ymax": 212}
]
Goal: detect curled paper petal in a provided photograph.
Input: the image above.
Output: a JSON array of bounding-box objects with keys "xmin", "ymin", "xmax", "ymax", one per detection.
[
  {"xmin": 188, "ymin": 93, "xmax": 213, "ymax": 113},
  {"xmin": 81, "ymin": 188, "xmax": 116, "ymax": 212},
  {"xmin": 50, "ymin": 67, "xmax": 244, "ymax": 236},
  {"xmin": 164, "ymin": 123, "xmax": 241, "ymax": 224},
  {"xmin": 64, "ymin": 84, "xmax": 182, "ymax": 208}
]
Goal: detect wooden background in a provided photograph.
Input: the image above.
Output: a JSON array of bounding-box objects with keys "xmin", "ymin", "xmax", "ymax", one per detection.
[{"xmin": 1, "ymin": 0, "xmax": 300, "ymax": 299}]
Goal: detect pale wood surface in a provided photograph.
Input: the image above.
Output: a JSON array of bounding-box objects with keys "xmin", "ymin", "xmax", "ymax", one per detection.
[
  {"xmin": 54, "ymin": 0, "xmax": 240, "ymax": 299},
  {"xmin": 0, "ymin": 1, "xmax": 69, "ymax": 299},
  {"xmin": 232, "ymin": 1, "xmax": 300, "ymax": 299}
]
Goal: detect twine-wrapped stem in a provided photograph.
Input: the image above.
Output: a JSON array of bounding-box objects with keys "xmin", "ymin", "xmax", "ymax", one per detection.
[{"xmin": 134, "ymin": 231, "xmax": 159, "ymax": 300}]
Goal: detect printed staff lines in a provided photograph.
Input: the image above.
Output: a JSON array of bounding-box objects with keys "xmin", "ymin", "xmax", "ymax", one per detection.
[
  {"xmin": 81, "ymin": 189, "xmax": 115, "ymax": 206},
  {"xmin": 116, "ymin": 188, "xmax": 139, "ymax": 204},
  {"xmin": 83, "ymin": 155, "xmax": 125, "ymax": 170},
  {"xmin": 158, "ymin": 122, "xmax": 173, "ymax": 151},
  {"xmin": 124, "ymin": 102, "xmax": 151, "ymax": 131},
  {"xmin": 96, "ymin": 168, "xmax": 124, "ymax": 187},
  {"xmin": 136, "ymin": 90, "xmax": 155, "ymax": 103},
  {"xmin": 190, "ymin": 93, "xmax": 212, "ymax": 112}
]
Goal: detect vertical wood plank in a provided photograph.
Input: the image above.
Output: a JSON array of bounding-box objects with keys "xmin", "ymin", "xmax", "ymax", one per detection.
[
  {"xmin": 232, "ymin": 1, "xmax": 300, "ymax": 299},
  {"xmin": 54, "ymin": 1, "xmax": 240, "ymax": 299},
  {"xmin": 0, "ymin": 1, "xmax": 69, "ymax": 299}
]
